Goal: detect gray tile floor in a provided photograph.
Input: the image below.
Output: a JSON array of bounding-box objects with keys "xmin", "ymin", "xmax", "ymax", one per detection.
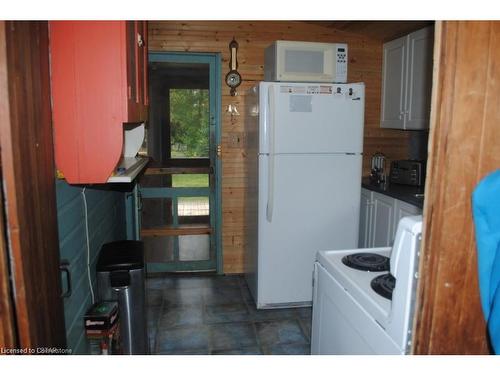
[{"xmin": 146, "ymin": 274, "xmax": 312, "ymax": 355}]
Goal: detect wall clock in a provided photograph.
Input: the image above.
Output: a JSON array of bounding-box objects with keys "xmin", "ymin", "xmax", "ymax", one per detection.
[{"xmin": 225, "ymin": 38, "xmax": 241, "ymax": 96}]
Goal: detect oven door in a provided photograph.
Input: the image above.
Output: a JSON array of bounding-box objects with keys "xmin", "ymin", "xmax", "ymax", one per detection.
[{"xmin": 311, "ymin": 262, "xmax": 402, "ymax": 354}]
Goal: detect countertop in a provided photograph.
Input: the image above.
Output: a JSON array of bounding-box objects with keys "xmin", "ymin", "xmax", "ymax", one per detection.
[{"xmin": 361, "ymin": 177, "xmax": 425, "ymax": 209}]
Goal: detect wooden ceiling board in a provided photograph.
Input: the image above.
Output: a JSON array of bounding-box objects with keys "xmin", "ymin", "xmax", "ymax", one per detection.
[{"xmin": 305, "ymin": 21, "xmax": 434, "ymax": 41}]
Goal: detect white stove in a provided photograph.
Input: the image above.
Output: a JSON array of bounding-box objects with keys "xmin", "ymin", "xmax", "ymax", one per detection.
[{"xmin": 311, "ymin": 216, "xmax": 422, "ymax": 354}]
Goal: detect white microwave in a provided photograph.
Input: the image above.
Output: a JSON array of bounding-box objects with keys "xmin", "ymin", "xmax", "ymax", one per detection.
[{"xmin": 264, "ymin": 41, "xmax": 348, "ymax": 83}]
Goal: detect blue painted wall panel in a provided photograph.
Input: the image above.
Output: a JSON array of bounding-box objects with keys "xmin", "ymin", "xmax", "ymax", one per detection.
[{"xmin": 55, "ymin": 180, "xmax": 126, "ymax": 354}]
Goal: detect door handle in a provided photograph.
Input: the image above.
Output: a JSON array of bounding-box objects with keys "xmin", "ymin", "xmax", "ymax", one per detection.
[
  {"xmin": 266, "ymin": 85, "xmax": 276, "ymax": 222},
  {"xmin": 60, "ymin": 259, "xmax": 72, "ymax": 298},
  {"xmin": 137, "ymin": 190, "xmax": 143, "ymax": 211}
]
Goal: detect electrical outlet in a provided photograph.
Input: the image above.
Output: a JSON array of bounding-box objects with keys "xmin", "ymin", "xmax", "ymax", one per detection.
[{"xmin": 228, "ymin": 132, "xmax": 245, "ymax": 148}]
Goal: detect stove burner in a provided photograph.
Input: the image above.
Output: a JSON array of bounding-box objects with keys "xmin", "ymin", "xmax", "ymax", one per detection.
[
  {"xmin": 371, "ymin": 274, "xmax": 396, "ymax": 300},
  {"xmin": 341, "ymin": 253, "xmax": 390, "ymax": 272}
]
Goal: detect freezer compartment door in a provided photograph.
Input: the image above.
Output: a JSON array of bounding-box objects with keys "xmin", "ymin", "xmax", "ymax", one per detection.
[
  {"xmin": 257, "ymin": 154, "xmax": 362, "ymax": 306},
  {"xmin": 259, "ymin": 82, "xmax": 365, "ymax": 154}
]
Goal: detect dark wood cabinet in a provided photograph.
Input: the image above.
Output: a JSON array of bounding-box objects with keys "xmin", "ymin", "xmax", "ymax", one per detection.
[{"xmin": 49, "ymin": 21, "xmax": 148, "ymax": 184}]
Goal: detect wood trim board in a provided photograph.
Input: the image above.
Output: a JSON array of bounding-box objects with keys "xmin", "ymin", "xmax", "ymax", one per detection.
[
  {"xmin": 0, "ymin": 21, "xmax": 66, "ymax": 350},
  {"xmin": 413, "ymin": 21, "xmax": 500, "ymax": 354}
]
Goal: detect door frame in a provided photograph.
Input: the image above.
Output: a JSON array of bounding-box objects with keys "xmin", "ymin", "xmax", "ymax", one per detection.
[
  {"xmin": 413, "ymin": 21, "xmax": 498, "ymax": 354},
  {"xmin": 146, "ymin": 51, "xmax": 223, "ymax": 274},
  {"xmin": 0, "ymin": 21, "xmax": 66, "ymax": 349}
]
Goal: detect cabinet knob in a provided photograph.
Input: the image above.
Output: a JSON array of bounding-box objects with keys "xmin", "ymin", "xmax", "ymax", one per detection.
[{"xmin": 137, "ymin": 33, "xmax": 144, "ymax": 47}]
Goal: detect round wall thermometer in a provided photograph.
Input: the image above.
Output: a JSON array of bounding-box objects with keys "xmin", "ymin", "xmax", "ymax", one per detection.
[{"xmin": 225, "ymin": 38, "xmax": 241, "ymax": 96}]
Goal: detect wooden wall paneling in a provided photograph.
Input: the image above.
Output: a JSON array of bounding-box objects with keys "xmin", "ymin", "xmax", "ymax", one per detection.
[
  {"xmin": 148, "ymin": 21, "xmax": 410, "ymax": 273},
  {"xmin": 413, "ymin": 21, "xmax": 500, "ymax": 354},
  {"xmin": 56, "ymin": 180, "xmax": 127, "ymax": 353},
  {"xmin": 0, "ymin": 21, "xmax": 66, "ymax": 349}
]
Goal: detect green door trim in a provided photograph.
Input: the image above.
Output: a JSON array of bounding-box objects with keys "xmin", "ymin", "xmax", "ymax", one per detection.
[
  {"xmin": 146, "ymin": 51, "xmax": 223, "ymax": 274},
  {"xmin": 141, "ymin": 187, "xmax": 210, "ymax": 198}
]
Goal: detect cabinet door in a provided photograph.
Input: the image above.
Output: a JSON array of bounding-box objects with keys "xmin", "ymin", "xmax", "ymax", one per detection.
[
  {"xmin": 393, "ymin": 200, "xmax": 422, "ymax": 244},
  {"xmin": 140, "ymin": 21, "xmax": 149, "ymax": 107},
  {"xmin": 50, "ymin": 21, "xmax": 129, "ymax": 183},
  {"xmin": 371, "ymin": 192, "xmax": 395, "ymax": 247},
  {"xmin": 135, "ymin": 21, "xmax": 145, "ymax": 108},
  {"xmin": 381, "ymin": 35, "xmax": 407, "ymax": 129},
  {"xmin": 126, "ymin": 21, "xmax": 148, "ymax": 123},
  {"xmin": 405, "ymin": 27, "xmax": 434, "ymax": 130},
  {"xmin": 126, "ymin": 21, "xmax": 139, "ymax": 121},
  {"xmin": 137, "ymin": 21, "xmax": 149, "ymax": 122},
  {"xmin": 359, "ymin": 189, "xmax": 373, "ymax": 248}
]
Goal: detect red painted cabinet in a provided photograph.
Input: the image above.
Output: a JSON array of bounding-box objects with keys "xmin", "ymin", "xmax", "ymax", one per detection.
[{"xmin": 49, "ymin": 21, "xmax": 148, "ymax": 184}]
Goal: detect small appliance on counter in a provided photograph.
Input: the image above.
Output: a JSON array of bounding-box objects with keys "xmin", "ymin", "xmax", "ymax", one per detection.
[
  {"xmin": 389, "ymin": 160, "xmax": 426, "ymax": 187},
  {"xmin": 369, "ymin": 152, "xmax": 386, "ymax": 185}
]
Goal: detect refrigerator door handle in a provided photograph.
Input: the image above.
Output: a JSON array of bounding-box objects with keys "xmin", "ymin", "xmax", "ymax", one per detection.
[
  {"xmin": 268, "ymin": 85, "xmax": 275, "ymax": 157},
  {"xmin": 266, "ymin": 85, "xmax": 276, "ymax": 222},
  {"xmin": 267, "ymin": 154, "xmax": 275, "ymax": 222}
]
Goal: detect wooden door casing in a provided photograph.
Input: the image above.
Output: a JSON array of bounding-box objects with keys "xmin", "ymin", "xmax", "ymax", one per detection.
[
  {"xmin": 0, "ymin": 178, "xmax": 16, "ymax": 349},
  {"xmin": 413, "ymin": 21, "xmax": 500, "ymax": 354},
  {"xmin": 0, "ymin": 21, "xmax": 66, "ymax": 349},
  {"xmin": 0, "ymin": 23, "xmax": 16, "ymax": 350}
]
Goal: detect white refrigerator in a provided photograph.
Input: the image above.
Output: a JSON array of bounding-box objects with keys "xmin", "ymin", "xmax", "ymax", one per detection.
[{"xmin": 244, "ymin": 81, "xmax": 365, "ymax": 308}]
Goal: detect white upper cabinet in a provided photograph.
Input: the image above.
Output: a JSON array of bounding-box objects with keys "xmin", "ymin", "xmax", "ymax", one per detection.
[
  {"xmin": 405, "ymin": 27, "xmax": 434, "ymax": 129},
  {"xmin": 381, "ymin": 26, "xmax": 434, "ymax": 130},
  {"xmin": 381, "ymin": 35, "xmax": 407, "ymax": 129}
]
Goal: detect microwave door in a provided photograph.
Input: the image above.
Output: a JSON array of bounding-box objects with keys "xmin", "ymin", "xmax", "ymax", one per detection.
[{"xmin": 265, "ymin": 41, "xmax": 348, "ymax": 83}]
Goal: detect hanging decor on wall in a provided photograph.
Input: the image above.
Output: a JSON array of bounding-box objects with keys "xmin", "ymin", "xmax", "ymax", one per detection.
[
  {"xmin": 225, "ymin": 37, "xmax": 241, "ymax": 96},
  {"xmin": 225, "ymin": 103, "xmax": 240, "ymax": 125}
]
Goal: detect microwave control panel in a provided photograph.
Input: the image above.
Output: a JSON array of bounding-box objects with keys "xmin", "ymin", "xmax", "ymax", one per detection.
[{"xmin": 335, "ymin": 44, "xmax": 348, "ymax": 83}]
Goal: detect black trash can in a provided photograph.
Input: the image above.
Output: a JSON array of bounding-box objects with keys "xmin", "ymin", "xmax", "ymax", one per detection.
[{"xmin": 96, "ymin": 240, "xmax": 148, "ymax": 354}]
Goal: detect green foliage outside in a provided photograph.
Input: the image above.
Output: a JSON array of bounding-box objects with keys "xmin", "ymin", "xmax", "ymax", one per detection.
[
  {"xmin": 172, "ymin": 174, "xmax": 210, "ymax": 204},
  {"xmin": 172, "ymin": 174, "xmax": 209, "ymax": 188},
  {"xmin": 170, "ymin": 89, "xmax": 210, "ymax": 158}
]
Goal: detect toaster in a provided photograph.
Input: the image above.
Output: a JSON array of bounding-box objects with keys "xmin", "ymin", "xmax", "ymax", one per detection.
[{"xmin": 389, "ymin": 160, "xmax": 425, "ymax": 186}]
